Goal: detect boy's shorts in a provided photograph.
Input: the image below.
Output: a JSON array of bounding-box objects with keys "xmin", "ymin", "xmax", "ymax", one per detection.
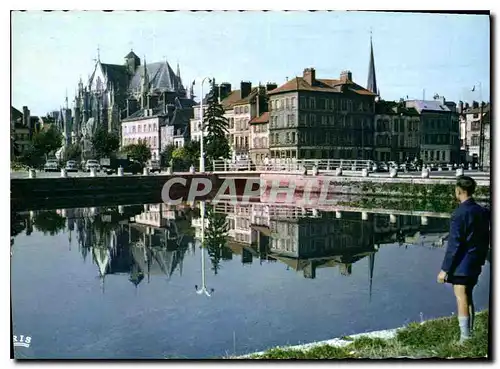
[{"xmin": 446, "ymin": 274, "xmax": 479, "ymax": 287}]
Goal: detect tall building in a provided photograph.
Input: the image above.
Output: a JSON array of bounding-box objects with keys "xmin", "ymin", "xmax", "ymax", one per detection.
[
  {"xmin": 405, "ymin": 96, "xmax": 460, "ymax": 164},
  {"xmin": 268, "ymin": 68, "xmax": 376, "ymax": 160},
  {"xmin": 374, "ymin": 100, "xmax": 420, "ymax": 162},
  {"xmin": 458, "ymin": 101, "xmax": 490, "ymax": 168}
]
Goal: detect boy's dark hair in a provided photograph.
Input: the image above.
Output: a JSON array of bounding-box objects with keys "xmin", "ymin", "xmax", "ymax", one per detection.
[{"xmin": 456, "ymin": 175, "xmax": 476, "ymax": 196}]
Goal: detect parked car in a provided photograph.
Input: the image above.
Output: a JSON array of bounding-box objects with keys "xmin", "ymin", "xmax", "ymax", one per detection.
[
  {"xmin": 147, "ymin": 160, "xmax": 161, "ymax": 173},
  {"xmin": 377, "ymin": 162, "xmax": 389, "ymax": 172},
  {"xmin": 44, "ymin": 159, "xmax": 60, "ymax": 172},
  {"xmin": 85, "ymin": 159, "xmax": 101, "ymax": 172},
  {"xmin": 65, "ymin": 160, "xmax": 78, "ymax": 172},
  {"xmin": 104, "ymin": 158, "xmax": 143, "ymax": 175}
]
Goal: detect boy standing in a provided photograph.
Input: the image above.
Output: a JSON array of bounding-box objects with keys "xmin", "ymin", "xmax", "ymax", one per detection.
[{"xmin": 437, "ymin": 176, "xmax": 490, "ymax": 343}]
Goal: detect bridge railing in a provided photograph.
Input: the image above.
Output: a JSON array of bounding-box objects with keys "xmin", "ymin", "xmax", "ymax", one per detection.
[{"xmin": 211, "ymin": 159, "xmax": 374, "ymax": 172}]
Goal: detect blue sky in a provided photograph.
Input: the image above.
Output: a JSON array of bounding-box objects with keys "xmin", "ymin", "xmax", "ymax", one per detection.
[{"xmin": 12, "ymin": 11, "xmax": 490, "ymax": 115}]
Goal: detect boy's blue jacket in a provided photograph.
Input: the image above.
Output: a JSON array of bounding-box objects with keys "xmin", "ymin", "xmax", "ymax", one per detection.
[{"xmin": 441, "ymin": 198, "xmax": 490, "ymax": 276}]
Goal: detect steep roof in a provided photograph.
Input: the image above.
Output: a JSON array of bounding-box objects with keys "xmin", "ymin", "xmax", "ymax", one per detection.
[
  {"xmin": 375, "ymin": 100, "xmax": 419, "ymax": 116},
  {"xmin": 405, "ymin": 100, "xmax": 452, "ymax": 114},
  {"xmin": 220, "ymin": 87, "xmax": 260, "ymax": 109},
  {"xmin": 249, "ymin": 112, "xmax": 269, "ymax": 124},
  {"xmin": 100, "ymin": 63, "xmax": 130, "ymax": 92},
  {"xmin": 129, "ymin": 62, "xmax": 185, "ymax": 94},
  {"xmin": 268, "ymin": 77, "xmax": 376, "ymax": 96},
  {"xmin": 11, "ymin": 106, "xmax": 23, "ymax": 124}
]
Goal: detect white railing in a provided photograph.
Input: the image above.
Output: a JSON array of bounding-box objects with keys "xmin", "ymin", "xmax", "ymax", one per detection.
[{"xmin": 210, "ymin": 158, "xmax": 375, "ymax": 172}]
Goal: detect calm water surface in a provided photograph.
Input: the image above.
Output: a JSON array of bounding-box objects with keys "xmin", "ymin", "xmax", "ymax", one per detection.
[{"xmin": 11, "ymin": 202, "xmax": 490, "ymax": 359}]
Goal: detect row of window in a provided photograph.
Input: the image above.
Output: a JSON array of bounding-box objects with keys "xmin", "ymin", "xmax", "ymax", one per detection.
[
  {"xmin": 123, "ymin": 136, "xmax": 158, "ymax": 147},
  {"xmin": 124, "ymin": 122, "xmax": 158, "ymax": 134},
  {"xmin": 12, "ymin": 133, "xmax": 29, "ymax": 141},
  {"xmin": 253, "ymin": 124, "xmax": 267, "ymax": 133},
  {"xmin": 253, "ymin": 137, "xmax": 268, "ymax": 148},
  {"xmin": 375, "ymin": 133, "xmax": 419, "ymax": 147},
  {"xmin": 423, "ymin": 150, "xmax": 449, "ymax": 162},
  {"xmin": 269, "ymin": 131, "xmax": 374, "ymax": 146},
  {"xmin": 296, "ymin": 114, "xmax": 372, "ymax": 129},
  {"xmin": 424, "ymin": 118, "xmax": 455, "ymax": 131},
  {"xmin": 296, "ymin": 97, "xmax": 372, "ymax": 113},
  {"xmin": 269, "ymin": 149, "xmax": 374, "ymax": 160},
  {"xmin": 375, "ymin": 119, "xmax": 420, "ymax": 132},
  {"xmin": 234, "ymin": 105, "xmax": 250, "ymax": 115},
  {"xmin": 269, "ymin": 97, "xmax": 297, "ymax": 111}
]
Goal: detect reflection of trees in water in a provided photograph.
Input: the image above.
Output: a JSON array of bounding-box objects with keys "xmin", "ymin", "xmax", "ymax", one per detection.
[
  {"xmin": 11, "ymin": 210, "xmax": 26, "ymax": 238},
  {"xmin": 33, "ymin": 211, "xmax": 66, "ymax": 236},
  {"xmin": 204, "ymin": 204, "xmax": 229, "ymax": 275}
]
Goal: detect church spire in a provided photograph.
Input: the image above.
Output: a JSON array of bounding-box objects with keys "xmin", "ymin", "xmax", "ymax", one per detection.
[
  {"xmin": 368, "ymin": 251, "xmax": 375, "ymax": 302},
  {"xmin": 367, "ymin": 32, "xmax": 378, "ymax": 95},
  {"xmin": 141, "ymin": 56, "xmax": 150, "ymax": 109},
  {"xmin": 176, "ymin": 62, "xmax": 183, "ymax": 91}
]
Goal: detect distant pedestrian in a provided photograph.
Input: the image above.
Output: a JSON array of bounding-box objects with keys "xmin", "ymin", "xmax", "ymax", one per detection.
[
  {"xmin": 264, "ymin": 155, "xmax": 269, "ymax": 170},
  {"xmin": 437, "ymin": 176, "xmax": 490, "ymax": 343}
]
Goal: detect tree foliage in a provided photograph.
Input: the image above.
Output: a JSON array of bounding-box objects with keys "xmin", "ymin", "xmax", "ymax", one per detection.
[
  {"xmin": 91, "ymin": 126, "xmax": 120, "ymax": 158},
  {"xmin": 122, "ymin": 139, "xmax": 151, "ymax": 164},
  {"xmin": 160, "ymin": 144, "xmax": 176, "ymax": 167},
  {"xmin": 33, "ymin": 211, "xmax": 66, "ymax": 236},
  {"xmin": 32, "ymin": 125, "xmax": 63, "ymax": 159},
  {"xmin": 203, "ymin": 82, "xmax": 231, "ymax": 166}
]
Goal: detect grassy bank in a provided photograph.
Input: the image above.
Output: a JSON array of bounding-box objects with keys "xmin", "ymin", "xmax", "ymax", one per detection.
[{"xmin": 247, "ymin": 310, "xmax": 489, "ymax": 359}]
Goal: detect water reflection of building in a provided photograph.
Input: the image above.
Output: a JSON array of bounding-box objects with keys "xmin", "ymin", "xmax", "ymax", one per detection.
[
  {"xmin": 208, "ymin": 202, "xmax": 451, "ymax": 281},
  {"xmin": 67, "ymin": 204, "xmax": 193, "ymax": 289}
]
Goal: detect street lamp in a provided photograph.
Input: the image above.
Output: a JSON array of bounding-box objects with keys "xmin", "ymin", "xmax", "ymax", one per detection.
[
  {"xmin": 199, "ymin": 77, "xmax": 212, "ymax": 173},
  {"xmin": 195, "ymin": 201, "xmax": 214, "ymax": 296}
]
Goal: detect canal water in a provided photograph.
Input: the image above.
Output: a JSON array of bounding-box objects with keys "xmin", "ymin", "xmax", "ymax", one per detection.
[{"xmin": 11, "ymin": 202, "xmax": 491, "ymax": 359}]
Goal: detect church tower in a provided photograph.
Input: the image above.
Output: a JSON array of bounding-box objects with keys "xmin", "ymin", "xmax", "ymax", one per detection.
[
  {"xmin": 124, "ymin": 50, "xmax": 141, "ymax": 75},
  {"xmin": 367, "ymin": 33, "xmax": 378, "ymax": 96}
]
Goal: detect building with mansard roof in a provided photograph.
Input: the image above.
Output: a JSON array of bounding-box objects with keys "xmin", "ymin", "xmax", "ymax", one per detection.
[{"xmin": 67, "ymin": 50, "xmax": 195, "ymax": 158}]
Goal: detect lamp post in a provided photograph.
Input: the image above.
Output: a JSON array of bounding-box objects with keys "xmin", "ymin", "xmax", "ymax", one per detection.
[
  {"xmin": 199, "ymin": 77, "xmax": 212, "ymax": 173},
  {"xmin": 195, "ymin": 201, "xmax": 213, "ymax": 297}
]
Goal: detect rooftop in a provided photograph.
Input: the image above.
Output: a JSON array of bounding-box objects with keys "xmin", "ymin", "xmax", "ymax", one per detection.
[
  {"xmin": 268, "ymin": 75, "xmax": 376, "ymax": 97},
  {"xmin": 249, "ymin": 112, "xmax": 269, "ymax": 124}
]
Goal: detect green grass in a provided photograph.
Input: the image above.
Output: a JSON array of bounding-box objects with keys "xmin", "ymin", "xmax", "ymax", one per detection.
[{"xmin": 247, "ymin": 310, "xmax": 489, "ymax": 359}]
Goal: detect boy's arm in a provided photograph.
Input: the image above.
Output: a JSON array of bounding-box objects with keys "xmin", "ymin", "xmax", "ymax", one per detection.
[{"xmin": 441, "ymin": 212, "xmax": 464, "ymax": 273}]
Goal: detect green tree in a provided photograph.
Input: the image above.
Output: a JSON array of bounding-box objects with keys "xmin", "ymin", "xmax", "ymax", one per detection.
[
  {"xmin": 91, "ymin": 126, "xmax": 120, "ymax": 159},
  {"xmin": 64, "ymin": 143, "xmax": 82, "ymax": 161},
  {"xmin": 33, "ymin": 211, "xmax": 66, "ymax": 236},
  {"xmin": 122, "ymin": 139, "xmax": 152, "ymax": 164},
  {"xmin": 160, "ymin": 144, "xmax": 176, "ymax": 167},
  {"xmin": 184, "ymin": 140, "xmax": 201, "ymax": 164},
  {"xmin": 32, "ymin": 125, "xmax": 63, "ymax": 159},
  {"xmin": 18, "ymin": 144, "xmax": 45, "ymax": 169},
  {"xmin": 203, "ymin": 82, "xmax": 230, "ymax": 167}
]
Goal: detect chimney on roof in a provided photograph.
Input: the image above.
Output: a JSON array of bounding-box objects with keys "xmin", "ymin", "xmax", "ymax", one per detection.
[
  {"xmin": 219, "ymin": 83, "xmax": 232, "ymax": 101},
  {"xmin": 240, "ymin": 81, "xmax": 252, "ymax": 99},
  {"xmin": 465, "ymin": 102, "xmax": 470, "ymax": 110},
  {"xmin": 303, "ymin": 68, "xmax": 316, "ymax": 86},
  {"xmin": 472, "ymin": 101, "xmax": 479, "ymax": 109},
  {"xmin": 340, "ymin": 70, "xmax": 352, "ymax": 83},
  {"xmin": 266, "ymin": 82, "xmax": 278, "ymax": 92},
  {"xmin": 458, "ymin": 101, "xmax": 464, "ymax": 114},
  {"xmin": 22, "ymin": 106, "xmax": 32, "ymax": 139}
]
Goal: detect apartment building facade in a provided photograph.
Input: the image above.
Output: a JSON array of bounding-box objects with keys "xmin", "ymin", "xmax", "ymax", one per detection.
[
  {"xmin": 249, "ymin": 112, "xmax": 270, "ymax": 165},
  {"xmin": 268, "ymin": 68, "xmax": 377, "ymax": 160},
  {"xmin": 405, "ymin": 98, "xmax": 460, "ymax": 164},
  {"xmin": 459, "ymin": 101, "xmax": 490, "ymax": 167},
  {"xmin": 374, "ymin": 100, "xmax": 421, "ymax": 162}
]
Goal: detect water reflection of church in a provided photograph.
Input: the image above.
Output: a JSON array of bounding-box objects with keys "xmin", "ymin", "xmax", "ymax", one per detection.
[{"xmin": 65, "ymin": 204, "xmax": 194, "ymax": 289}]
